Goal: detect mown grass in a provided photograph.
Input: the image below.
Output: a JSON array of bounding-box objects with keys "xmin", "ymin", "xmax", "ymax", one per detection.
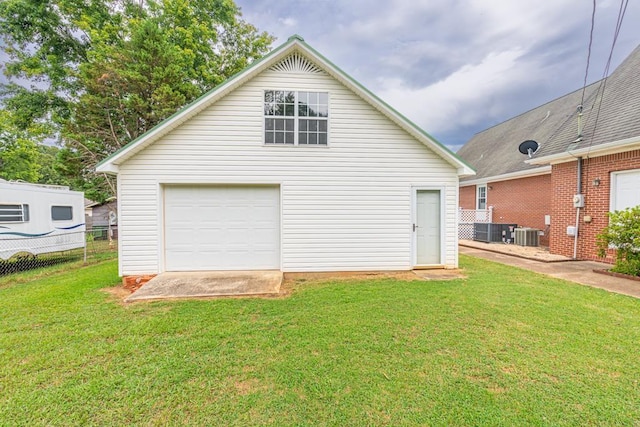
[
  {"xmin": 0, "ymin": 240, "xmax": 117, "ymax": 287},
  {"xmin": 1, "ymin": 255, "xmax": 639, "ymax": 426}
]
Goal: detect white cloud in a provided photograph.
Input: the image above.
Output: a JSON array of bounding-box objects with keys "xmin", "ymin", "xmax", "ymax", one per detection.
[
  {"xmin": 278, "ymin": 17, "xmax": 298, "ymax": 28},
  {"xmin": 378, "ymin": 48, "xmax": 530, "ymax": 134}
]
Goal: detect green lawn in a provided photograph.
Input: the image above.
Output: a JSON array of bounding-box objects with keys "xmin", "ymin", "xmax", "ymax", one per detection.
[{"xmin": 1, "ymin": 256, "xmax": 639, "ymax": 426}]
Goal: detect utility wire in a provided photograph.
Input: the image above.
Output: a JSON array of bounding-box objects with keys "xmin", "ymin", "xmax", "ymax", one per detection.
[
  {"xmin": 580, "ymin": 0, "xmax": 597, "ymax": 108},
  {"xmin": 585, "ymin": 0, "xmax": 629, "ymax": 155}
]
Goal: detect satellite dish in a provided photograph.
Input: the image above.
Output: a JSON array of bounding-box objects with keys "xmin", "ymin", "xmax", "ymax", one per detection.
[{"xmin": 518, "ymin": 140, "xmax": 539, "ymax": 158}]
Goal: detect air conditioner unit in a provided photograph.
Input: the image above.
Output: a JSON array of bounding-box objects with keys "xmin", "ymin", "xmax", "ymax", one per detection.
[
  {"xmin": 474, "ymin": 223, "xmax": 518, "ymax": 243},
  {"xmin": 514, "ymin": 228, "xmax": 539, "ymax": 247}
]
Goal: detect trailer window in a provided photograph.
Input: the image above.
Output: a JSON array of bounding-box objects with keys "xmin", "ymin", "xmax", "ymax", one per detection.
[
  {"xmin": 51, "ymin": 206, "xmax": 73, "ymax": 221},
  {"xmin": 0, "ymin": 204, "xmax": 29, "ymax": 222}
]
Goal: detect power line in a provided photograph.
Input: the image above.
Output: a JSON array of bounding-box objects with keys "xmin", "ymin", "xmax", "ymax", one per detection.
[
  {"xmin": 585, "ymin": 0, "xmax": 629, "ymax": 155},
  {"xmin": 580, "ymin": 0, "xmax": 597, "ymax": 108}
]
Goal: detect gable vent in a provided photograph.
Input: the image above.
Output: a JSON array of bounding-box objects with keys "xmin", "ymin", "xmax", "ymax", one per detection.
[{"xmin": 270, "ymin": 53, "xmax": 324, "ymax": 74}]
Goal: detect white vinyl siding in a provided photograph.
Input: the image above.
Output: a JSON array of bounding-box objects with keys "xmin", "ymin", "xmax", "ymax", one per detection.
[{"xmin": 116, "ymin": 68, "xmax": 459, "ymax": 275}]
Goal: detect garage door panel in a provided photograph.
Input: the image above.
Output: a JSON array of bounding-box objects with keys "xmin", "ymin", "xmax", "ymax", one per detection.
[{"xmin": 164, "ymin": 186, "xmax": 280, "ymax": 271}]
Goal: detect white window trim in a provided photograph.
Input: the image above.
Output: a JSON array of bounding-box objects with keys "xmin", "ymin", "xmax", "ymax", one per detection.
[
  {"xmin": 610, "ymin": 168, "xmax": 640, "ymax": 212},
  {"xmin": 263, "ymin": 90, "xmax": 329, "ymax": 146},
  {"xmin": 476, "ymin": 184, "xmax": 487, "ymax": 210},
  {"xmin": 0, "ymin": 204, "xmax": 29, "ymax": 223}
]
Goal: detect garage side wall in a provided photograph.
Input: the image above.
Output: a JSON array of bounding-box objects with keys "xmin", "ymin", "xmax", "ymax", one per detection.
[{"xmin": 117, "ymin": 68, "xmax": 460, "ymax": 274}]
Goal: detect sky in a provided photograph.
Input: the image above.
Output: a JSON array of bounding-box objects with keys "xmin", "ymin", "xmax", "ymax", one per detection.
[
  {"xmin": 235, "ymin": 0, "xmax": 640, "ymax": 151},
  {"xmin": 1, "ymin": 1, "xmax": 638, "ymax": 152}
]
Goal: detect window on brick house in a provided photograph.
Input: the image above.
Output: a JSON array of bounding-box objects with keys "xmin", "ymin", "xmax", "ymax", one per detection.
[{"xmin": 476, "ymin": 185, "xmax": 487, "ymax": 210}]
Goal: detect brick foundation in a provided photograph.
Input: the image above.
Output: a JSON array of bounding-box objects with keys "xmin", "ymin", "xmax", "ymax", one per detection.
[{"xmin": 123, "ymin": 275, "xmax": 157, "ymax": 292}]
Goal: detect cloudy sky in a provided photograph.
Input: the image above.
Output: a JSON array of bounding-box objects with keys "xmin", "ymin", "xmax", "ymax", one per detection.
[{"xmin": 236, "ymin": 0, "xmax": 640, "ymax": 151}]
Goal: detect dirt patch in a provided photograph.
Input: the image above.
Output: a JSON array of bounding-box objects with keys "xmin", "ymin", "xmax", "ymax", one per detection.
[{"xmin": 101, "ymin": 286, "xmax": 133, "ymax": 305}]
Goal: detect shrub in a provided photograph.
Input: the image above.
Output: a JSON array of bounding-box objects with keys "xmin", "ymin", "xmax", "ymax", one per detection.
[{"xmin": 597, "ymin": 206, "xmax": 640, "ymax": 277}]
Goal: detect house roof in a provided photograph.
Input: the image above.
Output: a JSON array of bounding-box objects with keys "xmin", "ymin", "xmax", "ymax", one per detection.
[
  {"xmin": 96, "ymin": 35, "xmax": 475, "ymax": 177},
  {"xmin": 458, "ymin": 44, "xmax": 640, "ymax": 182}
]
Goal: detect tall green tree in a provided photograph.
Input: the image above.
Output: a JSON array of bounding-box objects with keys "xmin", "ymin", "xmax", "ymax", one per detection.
[
  {"xmin": 0, "ymin": 0, "xmax": 273, "ymax": 200},
  {"xmin": 0, "ymin": 109, "xmax": 54, "ymax": 182}
]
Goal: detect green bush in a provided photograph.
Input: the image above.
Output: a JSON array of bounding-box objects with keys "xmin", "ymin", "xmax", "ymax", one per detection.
[{"xmin": 596, "ymin": 206, "xmax": 640, "ymax": 276}]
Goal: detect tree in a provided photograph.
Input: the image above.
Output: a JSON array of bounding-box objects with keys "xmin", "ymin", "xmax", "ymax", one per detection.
[
  {"xmin": 0, "ymin": 109, "xmax": 54, "ymax": 182},
  {"xmin": 597, "ymin": 206, "xmax": 640, "ymax": 277},
  {"xmin": 1, "ymin": 0, "xmax": 273, "ymax": 200}
]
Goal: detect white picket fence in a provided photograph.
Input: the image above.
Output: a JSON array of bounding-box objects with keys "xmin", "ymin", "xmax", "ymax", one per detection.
[{"xmin": 458, "ymin": 207, "xmax": 493, "ymax": 240}]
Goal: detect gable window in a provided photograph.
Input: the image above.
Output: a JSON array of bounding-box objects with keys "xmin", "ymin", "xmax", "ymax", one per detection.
[
  {"xmin": 0, "ymin": 204, "xmax": 29, "ymax": 223},
  {"xmin": 264, "ymin": 90, "xmax": 328, "ymax": 145},
  {"xmin": 476, "ymin": 185, "xmax": 487, "ymax": 210},
  {"xmin": 51, "ymin": 206, "xmax": 73, "ymax": 221}
]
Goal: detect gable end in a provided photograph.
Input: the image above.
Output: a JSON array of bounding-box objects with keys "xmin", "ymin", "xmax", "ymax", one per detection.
[{"xmin": 269, "ymin": 52, "xmax": 325, "ymax": 75}]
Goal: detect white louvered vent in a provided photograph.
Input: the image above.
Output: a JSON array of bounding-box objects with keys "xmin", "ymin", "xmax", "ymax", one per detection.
[{"xmin": 270, "ymin": 53, "xmax": 324, "ymax": 74}]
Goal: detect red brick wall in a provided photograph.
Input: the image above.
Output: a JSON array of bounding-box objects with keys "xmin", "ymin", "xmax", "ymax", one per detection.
[
  {"xmin": 459, "ymin": 175, "xmax": 552, "ymax": 246},
  {"xmin": 550, "ymin": 149, "xmax": 640, "ymax": 262},
  {"xmin": 486, "ymin": 175, "xmax": 552, "ymax": 246},
  {"xmin": 459, "ymin": 185, "xmax": 476, "ymax": 209}
]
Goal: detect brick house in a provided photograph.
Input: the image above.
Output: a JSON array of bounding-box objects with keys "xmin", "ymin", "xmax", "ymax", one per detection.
[{"xmin": 457, "ymin": 44, "xmax": 640, "ymax": 261}]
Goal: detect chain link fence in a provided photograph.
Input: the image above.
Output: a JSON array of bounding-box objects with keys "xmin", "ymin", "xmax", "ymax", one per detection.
[{"xmin": 0, "ymin": 227, "xmax": 118, "ymax": 277}]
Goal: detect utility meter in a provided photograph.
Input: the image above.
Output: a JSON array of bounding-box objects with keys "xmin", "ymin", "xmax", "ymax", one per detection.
[{"xmin": 572, "ymin": 194, "xmax": 585, "ymax": 208}]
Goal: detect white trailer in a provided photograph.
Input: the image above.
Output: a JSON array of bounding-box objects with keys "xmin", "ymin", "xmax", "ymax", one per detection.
[{"xmin": 0, "ymin": 180, "xmax": 85, "ymax": 260}]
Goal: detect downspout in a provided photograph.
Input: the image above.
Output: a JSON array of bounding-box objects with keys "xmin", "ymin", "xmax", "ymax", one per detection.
[{"xmin": 573, "ymin": 157, "xmax": 582, "ymax": 260}]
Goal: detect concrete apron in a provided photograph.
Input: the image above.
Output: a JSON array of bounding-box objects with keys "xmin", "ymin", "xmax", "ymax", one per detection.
[{"xmin": 125, "ymin": 270, "xmax": 283, "ymax": 302}]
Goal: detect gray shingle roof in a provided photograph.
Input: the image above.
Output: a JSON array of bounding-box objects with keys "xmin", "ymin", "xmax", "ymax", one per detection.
[{"xmin": 458, "ymin": 44, "xmax": 640, "ymax": 181}]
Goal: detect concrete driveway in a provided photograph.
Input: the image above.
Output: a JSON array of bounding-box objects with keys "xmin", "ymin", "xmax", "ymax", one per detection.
[
  {"xmin": 125, "ymin": 270, "xmax": 283, "ymax": 302},
  {"xmin": 459, "ymin": 244, "xmax": 640, "ymax": 299}
]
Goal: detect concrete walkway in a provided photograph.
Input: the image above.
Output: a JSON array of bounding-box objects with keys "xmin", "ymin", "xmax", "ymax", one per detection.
[
  {"xmin": 459, "ymin": 244, "xmax": 640, "ymax": 298},
  {"xmin": 125, "ymin": 270, "xmax": 283, "ymax": 302}
]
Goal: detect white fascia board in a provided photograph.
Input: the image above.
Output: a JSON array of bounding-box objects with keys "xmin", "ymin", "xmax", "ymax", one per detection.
[
  {"xmin": 460, "ymin": 166, "xmax": 551, "ymax": 187},
  {"xmin": 96, "ymin": 163, "xmax": 119, "ymax": 175},
  {"xmin": 527, "ymin": 135, "xmax": 640, "ymax": 165}
]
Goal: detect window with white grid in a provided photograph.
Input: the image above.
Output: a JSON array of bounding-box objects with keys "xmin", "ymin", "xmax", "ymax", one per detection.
[
  {"xmin": 264, "ymin": 90, "xmax": 328, "ymax": 146},
  {"xmin": 0, "ymin": 204, "xmax": 29, "ymax": 223}
]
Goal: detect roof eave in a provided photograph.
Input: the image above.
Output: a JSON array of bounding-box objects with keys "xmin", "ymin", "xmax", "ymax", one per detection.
[
  {"xmin": 527, "ymin": 135, "xmax": 640, "ymax": 165},
  {"xmin": 292, "ymin": 41, "xmax": 475, "ymax": 175},
  {"xmin": 96, "ymin": 34, "xmax": 474, "ymax": 176},
  {"xmin": 460, "ymin": 166, "xmax": 551, "ymax": 187}
]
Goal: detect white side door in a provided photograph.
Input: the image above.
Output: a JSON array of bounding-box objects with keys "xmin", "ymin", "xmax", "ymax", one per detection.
[{"xmin": 415, "ymin": 190, "xmax": 441, "ymax": 265}]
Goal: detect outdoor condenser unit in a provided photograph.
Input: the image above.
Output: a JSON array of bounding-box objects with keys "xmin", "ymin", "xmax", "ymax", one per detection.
[
  {"xmin": 474, "ymin": 223, "xmax": 518, "ymax": 243},
  {"xmin": 514, "ymin": 228, "xmax": 539, "ymax": 247}
]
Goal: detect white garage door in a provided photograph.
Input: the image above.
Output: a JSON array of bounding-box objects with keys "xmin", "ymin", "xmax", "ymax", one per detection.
[
  {"xmin": 611, "ymin": 169, "xmax": 640, "ymax": 211},
  {"xmin": 164, "ymin": 185, "xmax": 280, "ymax": 271}
]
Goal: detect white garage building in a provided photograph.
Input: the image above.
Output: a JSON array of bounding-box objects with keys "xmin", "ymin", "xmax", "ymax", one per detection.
[{"xmin": 97, "ymin": 35, "xmax": 474, "ymax": 281}]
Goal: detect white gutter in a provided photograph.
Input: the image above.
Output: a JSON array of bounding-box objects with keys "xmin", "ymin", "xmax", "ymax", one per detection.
[
  {"xmin": 527, "ymin": 135, "xmax": 640, "ymax": 165},
  {"xmin": 460, "ymin": 166, "xmax": 551, "ymax": 187}
]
